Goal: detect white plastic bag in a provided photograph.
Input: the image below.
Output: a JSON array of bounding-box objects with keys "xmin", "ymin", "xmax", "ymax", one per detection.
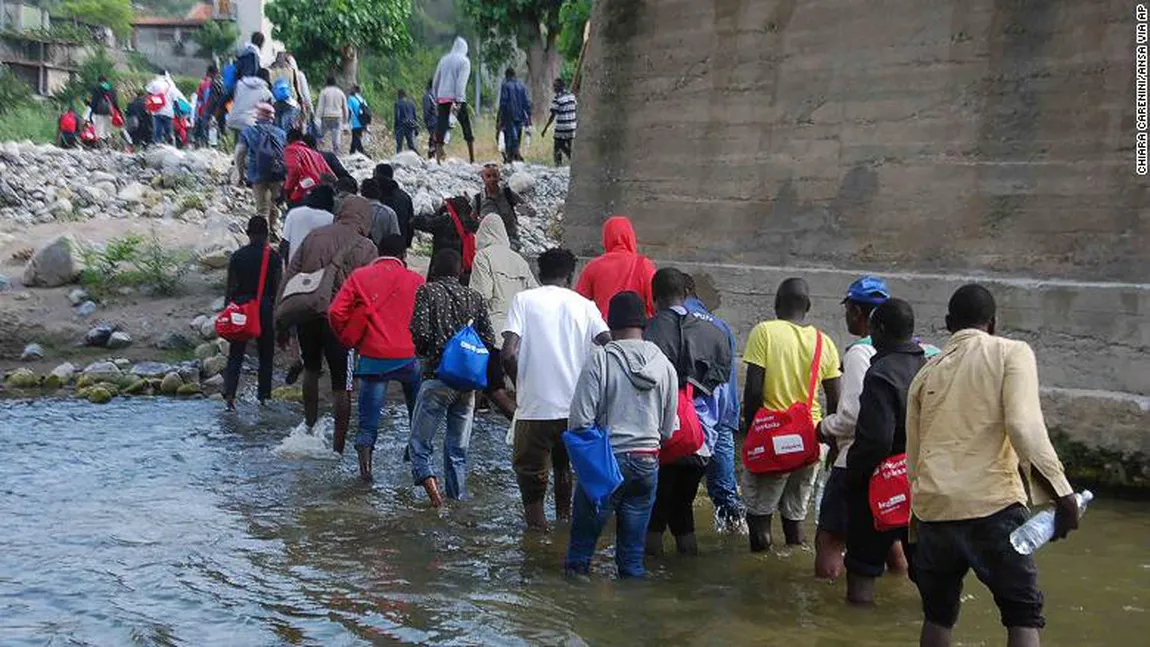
[
  {"xmin": 497, "ymin": 130, "xmax": 506, "ymax": 154},
  {"xmin": 505, "ymin": 410, "xmax": 517, "ymax": 446}
]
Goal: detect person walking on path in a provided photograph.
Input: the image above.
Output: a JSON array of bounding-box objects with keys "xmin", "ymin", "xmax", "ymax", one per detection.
[
  {"xmin": 277, "ymin": 196, "xmax": 378, "ymax": 455},
  {"xmin": 235, "ymin": 32, "xmax": 264, "ymax": 81},
  {"xmin": 125, "ymin": 90, "xmax": 152, "ymax": 149},
  {"xmin": 502, "ymin": 248, "xmax": 610, "ymax": 530},
  {"xmin": 222, "ymin": 216, "xmax": 281, "ymax": 409},
  {"xmin": 497, "ymin": 68, "xmax": 531, "ymax": 163},
  {"xmin": 268, "ymin": 51, "xmax": 307, "ymax": 128},
  {"xmin": 683, "ymin": 274, "xmax": 745, "ymax": 535},
  {"xmin": 643, "ymin": 268, "xmax": 733, "ymax": 556},
  {"xmin": 239, "ymin": 103, "xmax": 287, "ymax": 235},
  {"xmin": 842, "ymin": 298, "xmax": 924, "ymax": 605},
  {"xmin": 564, "ymin": 291, "xmax": 678, "ymax": 579},
  {"xmin": 814, "ymin": 275, "xmax": 893, "ymax": 579},
  {"xmin": 393, "ymin": 89, "xmax": 419, "ymax": 154},
  {"xmin": 374, "ymin": 164, "xmax": 415, "ymax": 249},
  {"xmin": 317, "ymin": 77, "xmax": 349, "ymax": 153},
  {"xmin": 87, "ymin": 75, "xmax": 119, "ymax": 147},
  {"xmin": 907, "ymin": 284, "xmax": 1079, "ymax": 647},
  {"xmin": 470, "ymin": 214, "xmax": 537, "ymax": 420},
  {"xmin": 575, "ymin": 216, "xmax": 657, "ymax": 318},
  {"xmin": 283, "ymin": 129, "xmax": 334, "ymax": 206},
  {"xmin": 280, "ymin": 185, "xmax": 335, "ymax": 264},
  {"xmin": 408, "ymin": 249, "xmax": 498, "ymax": 506},
  {"xmin": 432, "ymin": 37, "xmax": 474, "ymax": 163},
  {"xmin": 422, "ymin": 80, "xmax": 437, "ymax": 158},
  {"xmin": 360, "ymin": 178, "xmax": 401, "ymax": 253},
  {"xmin": 475, "ymin": 163, "xmax": 534, "ymax": 251},
  {"xmin": 147, "ymin": 72, "xmax": 188, "ymax": 146},
  {"xmin": 741, "ymin": 277, "xmax": 842, "ymax": 551},
  {"xmin": 193, "ymin": 65, "xmax": 219, "ymax": 147},
  {"xmin": 347, "ymin": 85, "xmax": 369, "ymax": 155},
  {"xmin": 541, "ymin": 78, "xmax": 577, "ymax": 165},
  {"xmin": 329, "ymin": 235, "xmax": 425, "ymax": 482}
]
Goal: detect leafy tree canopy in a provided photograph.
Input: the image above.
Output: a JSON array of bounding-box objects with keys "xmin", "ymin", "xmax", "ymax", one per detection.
[
  {"xmin": 265, "ymin": 0, "xmax": 413, "ymax": 82},
  {"xmin": 58, "ymin": 0, "xmax": 134, "ymax": 39},
  {"xmin": 192, "ymin": 19, "xmax": 239, "ymax": 60}
]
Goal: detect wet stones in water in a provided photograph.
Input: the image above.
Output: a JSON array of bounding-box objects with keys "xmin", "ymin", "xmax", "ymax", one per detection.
[
  {"xmin": 83, "ymin": 361, "xmax": 122, "ymax": 382},
  {"xmin": 122, "ymin": 379, "xmax": 149, "ymax": 396},
  {"xmin": 176, "ymin": 382, "xmax": 202, "ymax": 397},
  {"xmin": 106, "ymin": 332, "xmax": 132, "ymax": 349},
  {"xmin": 86, "ymin": 386, "xmax": 113, "ymax": 404},
  {"xmin": 84, "ymin": 325, "xmax": 116, "ymax": 347},
  {"xmin": 200, "ymin": 355, "xmax": 226, "ymax": 379},
  {"xmin": 75, "ymin": 300, "xmax": 97, "ymax": 318},
  {"xmin": 21, "ymin": 343, "xmax": 43, "ymax": 361},
  {"xmin": 48, "ymin": 362, "xmax": 75, "ymax": 384},
  {"xmin": 159, "ymin": 372, "xmax": 183, "ymax": 395},
  {"xmin": 201, "ymin": 374, "xmax": 224, "ymax": 394},
  {"xmin": 270, "ymin": 386, "xmax": 303, "ymax": 402},
  {"xmin": 130, "ymin": 361, "xmax": 174, "ymax": 379},
  {"xmin": 5, "ymin": 368, "xmax": 38, "ymax": 389},
  {"xmin": 177, "ymin": 364, "xmax": 199, "ymax": 384}
]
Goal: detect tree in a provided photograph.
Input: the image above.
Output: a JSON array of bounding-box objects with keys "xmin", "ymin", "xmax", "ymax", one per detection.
[
  {"xmin": 58, "ymin": 0, "xmax": 134, "ymax": 40},
  {"xmin": 460, "ymin": 0, "xmax": 581, "ymax": 123},
  {"xmin": 265, "ymin": 0, "xmax": 412, "ymax": 88},
  {"xmin": 192, "ymin": 19, "xmax": 240, "ymax": 61}
]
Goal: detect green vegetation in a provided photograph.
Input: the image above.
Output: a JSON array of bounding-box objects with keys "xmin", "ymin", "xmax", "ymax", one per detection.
[
  {"xmin": 58, "ymin": 0, "xmax": 135, "ymax": 39},
  {"xmin": 78, "ymin": 233, "xmax": 193, "ymax": 297},
  {"xmin": 192, "ymin": 19, "xmax": 239, "ymax": 60}
]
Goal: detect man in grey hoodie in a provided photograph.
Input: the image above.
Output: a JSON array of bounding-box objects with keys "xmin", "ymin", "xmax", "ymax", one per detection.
[
  {"xmin": 564, "ymin": 291, "xmax": 678, "ymax": 579},
  {"xmin": 432, "ymin": 36, "xmax": 474, "ymax": 163}
]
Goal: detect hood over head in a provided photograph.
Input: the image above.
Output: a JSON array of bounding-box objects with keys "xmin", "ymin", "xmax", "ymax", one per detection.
[
  {"xmin": 336, "ymin": 195, "xmax": 373, "ymax": 237},
  {"xmin": 476, "ymin": 214, "xmax": 510, "ymax": 250},
  {"xmin": 602, "ymin": 215, "xmax": 638, "ymax": 254},
  {"xmin": 240, "ymin": 76, "xmax": 268, "ymax": 90},
  {"xmin": 608, "ymin": 341, "xmax": 665, "ymax": 391},
  {"xmin": 451, "ymin": 36, "xmax": 468, "ymax": 57}
]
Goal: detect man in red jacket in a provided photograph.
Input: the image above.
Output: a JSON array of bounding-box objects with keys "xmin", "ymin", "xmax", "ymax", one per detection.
[
  {"xmin": 329, "ymin": 234, "xmax": 425, "ymax": 481},
  {"xmin": 575, "ymin": 216, "xmax": 656, "ymax": 318},
  {"xmin": 284, "ymin": 128, "xmax": 334, "ymax": 206}
]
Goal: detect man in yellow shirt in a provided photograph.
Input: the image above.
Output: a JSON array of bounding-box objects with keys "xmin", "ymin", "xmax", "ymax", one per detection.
[
  {"xmin": 907, "ymin": 284, "xmax": 1080, "ymax": 647},
  {"xmin": 742, "ymin": 278, "xmax": 842, "ymax": 551}
]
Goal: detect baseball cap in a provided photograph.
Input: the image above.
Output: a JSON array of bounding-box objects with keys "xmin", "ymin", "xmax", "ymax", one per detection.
[{"xmin": 842, "ymin": 276, "xmax": 891, "ymax": 305}]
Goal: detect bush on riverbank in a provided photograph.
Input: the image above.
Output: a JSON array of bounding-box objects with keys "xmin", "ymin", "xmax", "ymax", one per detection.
[{"xmin": 78, "ymin": 232, "xmax": 193, "ymax": 298}]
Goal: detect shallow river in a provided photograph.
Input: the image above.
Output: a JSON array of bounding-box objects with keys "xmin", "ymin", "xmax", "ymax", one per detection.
[{"xmin": 1, "ymin": 398, "xmax": 1147, "ymax": 646}]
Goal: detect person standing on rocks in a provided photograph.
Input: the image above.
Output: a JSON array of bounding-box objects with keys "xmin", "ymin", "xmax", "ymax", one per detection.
[
  {"xmin": 422, "ymin": 79, "xmax": 437, "ymax": 158},
  {"xmin": 86, "ymin": 75, "xmax": 119, "ymax": 148},
  {"xmin": 227, "ymin": 68, "xmax": 274, "ymax": 168},
  {"xmin": 564, "ymin": 291, "xmax": 678, "ymax": 579},
  {"xmin": 373, "ymin": 164, "xmax": 415, "ymax": 249},
  {"xmin": 470, "ymin": 214, "xmax": 538, "ymax": 421},
  {"xmin": 223, "ymin": 216, "xmax": 281, "ymax": 410},
  {"xmin": 125, "ymin": 90, "xmax": 152, "ymax": 149},
  {"xmin": 329, "ymin": 234, "xmax": 425, "ymax": 482},
  {"xmin": 268, "ymin": 51, "xmax": 307, "ymax": 128},
  {"xmin": 317, "ymin": 76, "xmax": 348, "ymax": 153},
  {"xmin": 393, "ymin": 89, "xmax": 419, "ymax": 154},
  {"xmin": 360, "ymin": 178, "xmax": 401, "ymax": 252},
  {"xmin": 643, "ymin": 268, "xmax": 733, "ymax": 557},
  {"xmin": 907, "ymin": 284, "xmax": 1078, "ymax": 647},
  {"xmin": 193, "ymin": 65, "xmax": 218, "ymax": 147},
  {"xmin": 475, "ymin": 163, "xmax": 534, "ymax": 251},
  {"xmin": 412, "ymin": 196, "xmax": 481, "ymax": 283},
  {"xmin": 502, "ymin": 248, "xmax": 610, "ymax": 530},
  {"xmin": 541, "ymin": 77, "xmax": 577, "ymax": 166},
  {"xmin": 277, "ymin": 195, "xmax": 378, "ymax": 455},
  {"xmin": 432, "ymin": 37, "xmax": 474, "ymax": 163},
  {"xmin": 497, "ymin": 68, "xmax": 531, "ymax": 163},
  {"xmin": 575, "ymin": 216, "xmax": 657, "ymax": 318},
  {"xmin": 283, "ymin": 129, "xmax": 334, "ymax": 206},
  {"xmin": 842, "ymin": 298, "xmax": 924, "ymax": 605},
  {"xmin": 147, "ymin": 72, "xmax": 188, "ymax": 146},
  {"xmin": 239, "ymin": 103, "xmax": 287, "ymax": 235},
  {"xmin": 408, "ymin": 249, "xmax": 497, "ymax": 506},
  {"xmin": 347, "ymin": 85, "xmax": 368, "ymax": 155},
  {"xmin": 741, "ymin": 278, "xmax": 842, "ymax": 552}
]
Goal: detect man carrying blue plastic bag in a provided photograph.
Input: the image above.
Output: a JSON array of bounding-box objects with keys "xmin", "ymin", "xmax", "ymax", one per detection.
[
  {"xmin": 564, "ymin": 292, "xmax": 678, "ymax": 579},
  {"xmin": 409, "ymin": 249, "xmax": 498, "ymax": 506}
]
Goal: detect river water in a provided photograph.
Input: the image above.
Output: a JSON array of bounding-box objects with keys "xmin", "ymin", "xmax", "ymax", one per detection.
[{"xmin": 1, "ymin": 398, "xmax": 1146, "ymax": 646}]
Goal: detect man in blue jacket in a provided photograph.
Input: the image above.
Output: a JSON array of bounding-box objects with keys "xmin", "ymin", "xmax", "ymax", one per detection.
[
  {"xmin": 497, "ymin": 68, "xmax": 531, "ymax": 163},
  {"xmin": 240, "ymin": 103, "xmax": 287, "ymax": 236}
]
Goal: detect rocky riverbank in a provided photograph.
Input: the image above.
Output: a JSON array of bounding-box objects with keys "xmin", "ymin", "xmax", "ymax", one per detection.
[{"xmin": 0, "ymin": 142, "xmax": 566, "ymax": 396}]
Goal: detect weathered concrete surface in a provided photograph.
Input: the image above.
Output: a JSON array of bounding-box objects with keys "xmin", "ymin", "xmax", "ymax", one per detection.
[{"xmin": 567, "ymin": 0, "xmax": 1149, "ymax": 477}]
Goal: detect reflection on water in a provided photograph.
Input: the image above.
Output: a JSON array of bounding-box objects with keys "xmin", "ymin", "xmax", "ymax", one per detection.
[{"xmin": 0, "ymin": 398, "xmax": 1147, "ymax": 646}]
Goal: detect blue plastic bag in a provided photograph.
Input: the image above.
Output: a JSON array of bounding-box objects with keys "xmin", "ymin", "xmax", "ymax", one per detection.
[
  {"xmin": 436, "ymin": 323, "xmax": 489, "ymax": 391},
  {"xmin": 563, "ymin": 426, "xmax": 624, "ymax": 506}
]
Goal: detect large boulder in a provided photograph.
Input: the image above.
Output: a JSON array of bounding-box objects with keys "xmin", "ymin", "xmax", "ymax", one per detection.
[
  {"xmin": 84, "ymin": 325, "xmax": 116, "ymax": 347},
  {"xmin": 200, "ymin": 354, "xmax": 227, "ymax": 379},
  {"xmin": 5, "ymin": 368, "xmax": 38, "ymax": 389},
  {"xmin": 159, "ymin": 372, "xmax": 183, "ymax": 395},
  {"xmin": 22, "ymin": 235, "xmax": 79, "ymax": 287},
  {"xmin": 83, "ymin": 361, "xmax": 122, "ymax": 382},
  {"xmin": 391, "ymin": 150, "xmax": 425, "ymax": 169},
  {"xmin": 508, "ymin": 171, "xmax": 536, "ymax": 195},
  {"xmin": 20, "ymin": 343, "xmax": 43, "ymax": 361},
  {"xmin": 48, "ymin": 362, "xmax": 76, "ymax": 384},
  {"xmin": 130, "ymin": 361, "xmax": 174, "ymax": 379},
  {"xmin": 106, "ymin": 331, "xmax": 133, "ymax": 349},
  {"xmin": 118, "ymin": 182, "xmax": 149, "ymax": 203}
]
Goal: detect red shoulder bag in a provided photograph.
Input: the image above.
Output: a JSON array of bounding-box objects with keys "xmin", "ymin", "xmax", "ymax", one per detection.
[
  {"xmin": 446, "ymin": 202, "xmax": 476, "ymax": 271},
  {"xmin": 215, "ymin": 245, "xmax": 271, "ymax": 342},
  {"xmin": 742, "ymin": 331, "xmax": 824, "ymax": 474},
  {"xmin": 659, "ymin": 312, "xmax": 705, "ymax": 464},
  {"xmin": 869, "ymin": 453, "xmax": 911, "ymax": 531}
]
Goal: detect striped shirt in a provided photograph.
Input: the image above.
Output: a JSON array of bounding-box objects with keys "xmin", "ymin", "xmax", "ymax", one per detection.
[{"xmin": 551, "ymin": 92, "xmax": 577, "ymax": 139}]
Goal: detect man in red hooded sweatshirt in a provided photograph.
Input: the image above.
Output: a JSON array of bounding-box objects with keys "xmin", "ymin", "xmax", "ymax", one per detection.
[{"xmin": 575, "ymin": 216, "xmax": 656, "ymax": 317}]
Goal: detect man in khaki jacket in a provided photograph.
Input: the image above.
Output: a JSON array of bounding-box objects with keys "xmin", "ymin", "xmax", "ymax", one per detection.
[{"xmin": 907, "ymin": 284, "xmax": 1080, "ymax": 647}]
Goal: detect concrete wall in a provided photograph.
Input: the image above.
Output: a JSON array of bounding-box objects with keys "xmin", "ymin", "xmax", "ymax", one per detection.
[
  {"xmin": 567, "ymin": 0, "xmax": 1149, "ymax": 470},
  {"xmin": 132, "ymin": 26, "xmax": 212, "ymax": 77}
]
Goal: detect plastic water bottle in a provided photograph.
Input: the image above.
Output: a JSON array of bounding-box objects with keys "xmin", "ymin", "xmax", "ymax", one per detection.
[{"xmin": 1009, "ymin": 490, "xmax": 1094, "ymax": 555}]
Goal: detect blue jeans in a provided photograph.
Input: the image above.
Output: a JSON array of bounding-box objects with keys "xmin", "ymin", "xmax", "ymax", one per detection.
[
  {"xmin": 407, "ymin": 379, "xmax": 475, "ymax": 500},
  {"xmin": 565, "ymin": 453, "xmax": 659, "ymax": 578},
  {"xmin": 152, "ymin": 115, "xmax": 173, "ymax": 144},
  {"xmin": 705, "ymin": 424, "xmax": 744, "ymax": 520},
  {"xmin": 355, "ymin": 366, "xmax": 421, "ymax": 450}
]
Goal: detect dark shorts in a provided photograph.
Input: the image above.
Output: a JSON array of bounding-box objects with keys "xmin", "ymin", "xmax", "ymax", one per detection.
[
  {"xmin": 845, "ymin": 483, "xmax": 907, "ymax": 577},
  {"xmin": 817, "ymin": 466, "xmax": 850, "ymax": 536},
  {"xmin": 297, "ymin": 318, "xmax": 353, "ymax": 392},
  {"xmin": 435, "ymin": 102, "xmax": 474, "ymax": 143},
  {"xmin": 512, "ymin": 418, "xmax": 571, "ymax": 505},
  {"xmin": 913, "ymin": 504, "xmax": 1044, "ymax": 629}
]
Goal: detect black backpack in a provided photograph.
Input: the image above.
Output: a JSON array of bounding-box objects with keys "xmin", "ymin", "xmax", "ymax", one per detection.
[{"xmin": 358, "ymin": 99, "xmax": 373, "ymax": 126}]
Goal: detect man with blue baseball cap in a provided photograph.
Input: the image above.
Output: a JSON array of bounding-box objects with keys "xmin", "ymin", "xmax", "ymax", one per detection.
[{"xmin": 814, "ymin": 275, "xmax": 902, "ymax": 579}]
